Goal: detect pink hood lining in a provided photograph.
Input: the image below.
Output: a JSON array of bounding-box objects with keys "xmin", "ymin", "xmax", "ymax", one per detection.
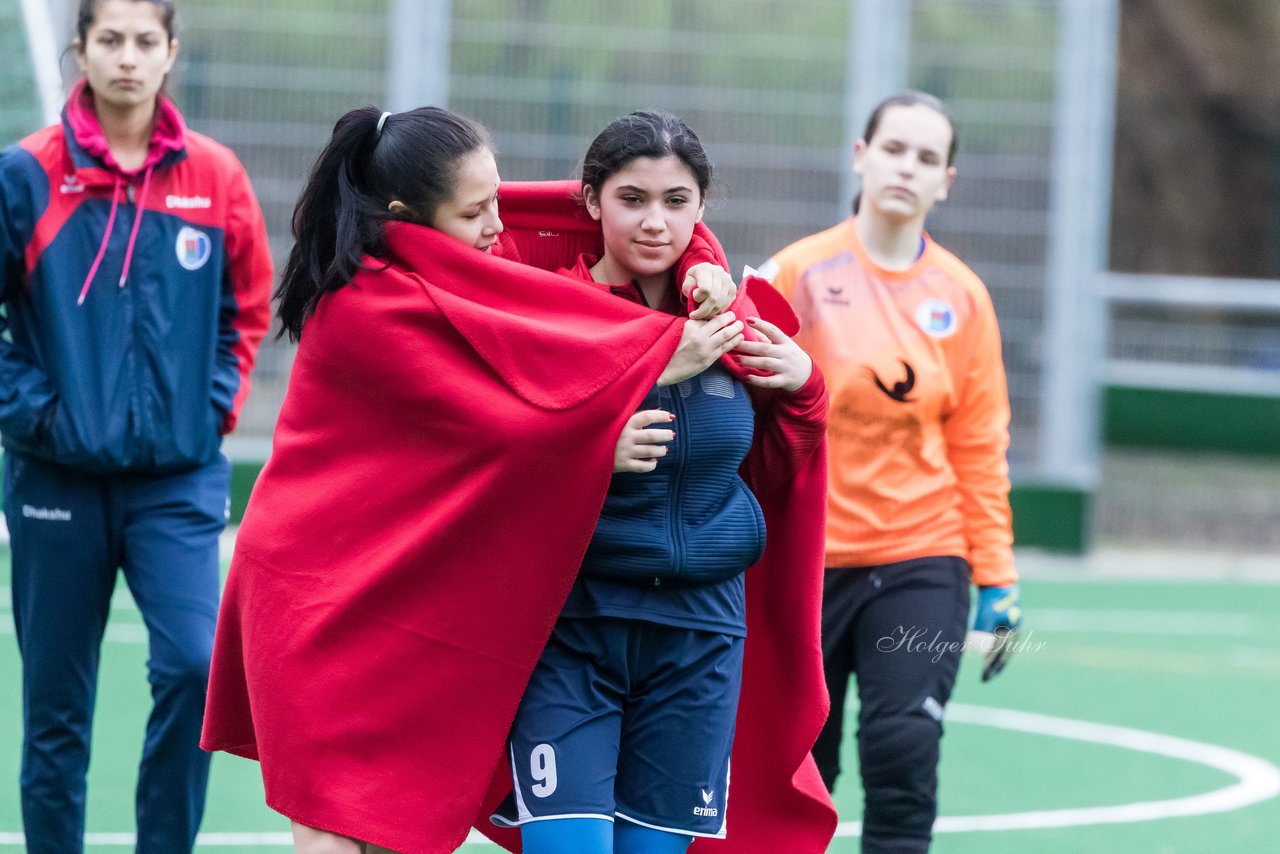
[{"xmin": 64, "ymin": 78, "xmax": 186, "ymax": 177}]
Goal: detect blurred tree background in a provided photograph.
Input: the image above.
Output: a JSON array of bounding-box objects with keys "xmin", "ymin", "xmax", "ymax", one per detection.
[{"xmin": 1111, "ymin": 0, "xmax": 1280, "ymax": 279}]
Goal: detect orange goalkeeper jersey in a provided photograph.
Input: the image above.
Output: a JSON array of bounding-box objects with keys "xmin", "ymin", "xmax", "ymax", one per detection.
[{"xmin": 762, "ymin": 219, "xmax": 1016, "ymax": 586}]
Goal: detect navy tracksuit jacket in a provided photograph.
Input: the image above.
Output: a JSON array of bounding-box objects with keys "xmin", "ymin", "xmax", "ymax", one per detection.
[{"xmin": 0, "ymin": 80, "xmax": 271, "ymax": 853}]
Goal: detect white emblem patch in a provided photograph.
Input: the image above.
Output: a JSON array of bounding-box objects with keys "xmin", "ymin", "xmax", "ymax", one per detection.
[
  {"xmin": 915, "ymin": 299, "xmax": 958, "ymax": 338},
  {"xmin": 175, "ymin": 226, "xmax": 212, "ymax": 271}
]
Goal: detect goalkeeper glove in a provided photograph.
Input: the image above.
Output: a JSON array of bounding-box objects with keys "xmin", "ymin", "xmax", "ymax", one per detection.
[{"xmin": 971, "ymin": 584, "xmax": 1023, "ymax": 682}]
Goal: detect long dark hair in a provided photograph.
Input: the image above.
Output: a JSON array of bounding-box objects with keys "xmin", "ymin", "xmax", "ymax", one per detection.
[
  {"xmin": 854, "ymin": 90, "xmax": 958, "ymax": 214},
  {"xmin": 580, "ymin": 110, "xmax": 714, "ymax": 200},
  {"xmin": 275, "ymin": 105, "xmax": 493, "ymax": 341}
]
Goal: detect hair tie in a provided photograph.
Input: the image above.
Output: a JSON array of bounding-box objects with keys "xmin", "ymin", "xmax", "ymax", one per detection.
[{"xmin": 376, "ymin": 111, "xmax": 392, "ymax": 137}]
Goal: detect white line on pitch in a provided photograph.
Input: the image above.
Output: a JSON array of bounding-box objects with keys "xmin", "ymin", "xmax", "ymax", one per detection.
[
  {"xmin": 4, "ymin": 700, "xmax": 1276, "ymax": 846},
  {"xmin": 835, "ymin": 703, "xmax": 1280, "ymax": 837}
]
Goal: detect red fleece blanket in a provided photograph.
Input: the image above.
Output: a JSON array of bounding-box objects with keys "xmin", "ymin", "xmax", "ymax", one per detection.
[{"xmin": 203, "ymin": 195, "xmax": 835, "ymax": 852}]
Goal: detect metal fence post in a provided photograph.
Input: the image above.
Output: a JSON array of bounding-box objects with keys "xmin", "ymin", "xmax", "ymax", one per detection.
[
  {"xmin": 20, "ymin": 0, "xmax": 63, "ymax": 124},
  {"xmin": 1040, "ymin": 0, "xmax": 1120, "ymax": 490},
  {"xmin": 386, "ymin": 0, "xmax": 452, "ymax": 110},
  {"xmin": 841, "ymin": 0, "xmax": 912, "ymax": 215}
]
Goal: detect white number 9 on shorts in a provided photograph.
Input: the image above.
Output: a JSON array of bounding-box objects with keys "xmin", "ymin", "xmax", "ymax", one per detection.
[{"xmin": 530, "ymin": 743, "xmax": 558, "ymax": 797}]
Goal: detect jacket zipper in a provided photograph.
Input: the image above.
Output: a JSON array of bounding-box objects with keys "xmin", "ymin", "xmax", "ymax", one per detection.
[
  {"xmin": 124, "ymin": 183, "xmax": 146, "ymax": 458},
  {"xmin": 664, "ymin": 384, "xmax": 688, "ymax": 584}
]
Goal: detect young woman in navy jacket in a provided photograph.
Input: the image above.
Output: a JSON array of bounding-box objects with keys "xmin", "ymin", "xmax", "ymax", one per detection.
[
  {"xmin": 0, "ymin": 2, "xmax": 271, "ymax": 850},
  {"xmin": 495, "ymin": 111, "xmax": 831, "ymax": 854}
]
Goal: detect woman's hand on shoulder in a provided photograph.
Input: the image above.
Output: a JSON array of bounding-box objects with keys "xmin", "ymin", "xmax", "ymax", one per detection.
[
  {"xmin": 614, "ymin": 409, "xmax": 676, "ymax": 473},
  {"xmin": 657, "ymin": 312, "xmax": 745, "ymax": 387},
  {"xmin": 736, "ymin": 317, "xmax": 813, "ymax": 392},
  {"xmin": 682, "ymin": 262, "xmax": 737, "ymax": 320}
]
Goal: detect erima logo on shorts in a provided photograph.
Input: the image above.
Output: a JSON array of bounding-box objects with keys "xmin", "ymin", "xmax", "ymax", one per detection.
[
  {"xmin": 176, "ymin": 226, "xmax": 212, "ymax": 271},
  {"xmin": 693, "ymin": 789, "xmax": 718, "ymax": 817},
  {"xmin": 22, "ymin": 504, "xmax": 71, "ymax": 521}
]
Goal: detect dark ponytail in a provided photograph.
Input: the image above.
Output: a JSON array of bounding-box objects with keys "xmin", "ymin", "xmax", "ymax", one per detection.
[{"xmin": 275, "ymin": 105, "xmax": 493, "ymax": 341}]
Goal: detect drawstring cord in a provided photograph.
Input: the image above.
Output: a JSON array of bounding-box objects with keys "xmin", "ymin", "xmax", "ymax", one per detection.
[
  {"xmin": 75, "ymin": 164, "xmax": 153, "ymax": 306},
  {"xmin": 119, "ymin": 164, "xmax": 152, "ymax": 288},
  {"xmin": 77, "ymin": 175, "xmax": 122, "ymax": 306}
]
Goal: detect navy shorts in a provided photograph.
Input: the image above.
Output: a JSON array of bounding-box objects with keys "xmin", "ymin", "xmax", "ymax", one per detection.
[{"xmin": 496, "ymin": 617, "xmax": 743, "ymax": 837}]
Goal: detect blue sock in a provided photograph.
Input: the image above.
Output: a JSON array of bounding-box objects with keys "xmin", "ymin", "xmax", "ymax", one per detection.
[
  {"xmin": 614, "ymin": 822, "xmax": 693, "ymax": 854},
  {"xmin": 521, "ymin": 817, "xmax": 613, "ymax": 854}
]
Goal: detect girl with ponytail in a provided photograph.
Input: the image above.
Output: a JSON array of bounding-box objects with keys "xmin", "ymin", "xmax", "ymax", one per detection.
[
  {"xmin": 275, "ymin": 105, "xmax": 502, "ymax": 342},
  {"xmin": 203, "ymin": 104, "xmax": 745, "ymax": 854}
]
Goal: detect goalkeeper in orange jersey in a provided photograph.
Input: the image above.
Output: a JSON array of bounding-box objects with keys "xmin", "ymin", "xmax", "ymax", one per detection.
[{"xmin": 759, "ymin": 90, "xmax": 1024, "ymax": 854}]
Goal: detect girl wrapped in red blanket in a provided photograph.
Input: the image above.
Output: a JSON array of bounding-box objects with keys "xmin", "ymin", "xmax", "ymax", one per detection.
[{"xmin": 201, "ymin": 105, "xmax": 835, "ymax": 854}]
